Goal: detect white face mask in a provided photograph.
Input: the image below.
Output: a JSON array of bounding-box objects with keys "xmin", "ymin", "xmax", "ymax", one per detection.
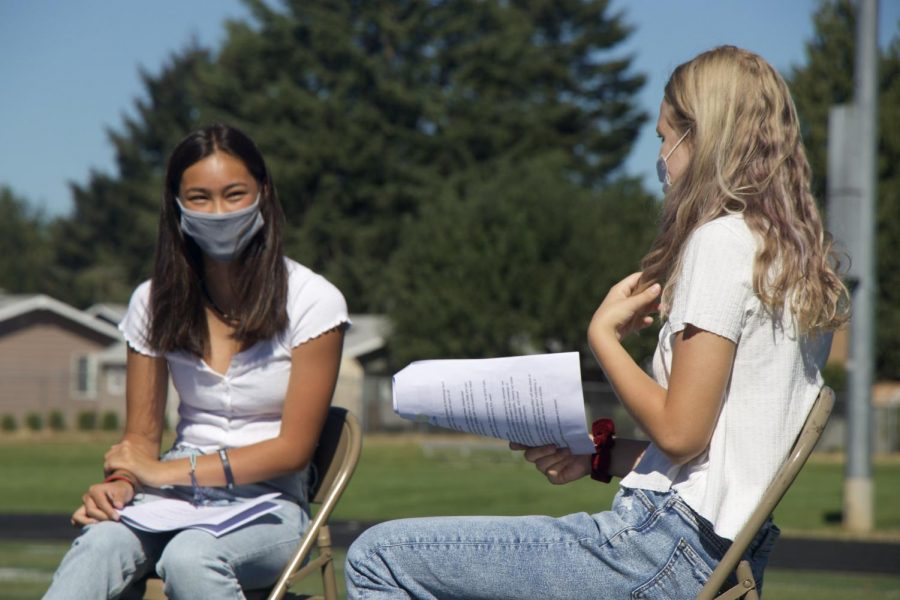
[
  {"xmin": 176, "ymin": 195, "xmax": 264, "ymax": 261},
  {"xmin": 656, "ymin": 129, "xmax": 690, "ymax": 193}
]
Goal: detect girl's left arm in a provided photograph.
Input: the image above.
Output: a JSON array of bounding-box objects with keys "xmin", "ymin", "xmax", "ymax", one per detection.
[
  {"xmin": 113, "ymin": 327, "xmax": 344, "ymax": 488},
  {"xmin": 228, "ymin": 327, "xmax": 346, "ymax": 481},
  {"xmin": 588, "ymin": 273, "xmax": 736, "ymax": 466}
]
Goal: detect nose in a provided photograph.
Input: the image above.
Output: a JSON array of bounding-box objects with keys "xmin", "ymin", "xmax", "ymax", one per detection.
[{"xmin": 210, "ymin": 197, "xmax": 232, "ymax": 214}]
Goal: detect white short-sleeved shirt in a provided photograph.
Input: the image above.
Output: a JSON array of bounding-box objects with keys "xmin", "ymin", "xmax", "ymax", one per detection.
[
  {"xmin": 119, "ymin": 258, "xmax": 350, "ymax": 453},
  {"xmin": 619, "ymin": 214, "xmax": 831, "ymax": 540}
]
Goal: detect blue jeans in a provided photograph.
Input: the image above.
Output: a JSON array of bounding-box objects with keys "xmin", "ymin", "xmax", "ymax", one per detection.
[
  {"xmin": 345, "ymin": 487, "xmax": 779, "ymax": 599},
  {"xmin": 43, "ymin": 446, "xmax": 310, "ymax": 600}
]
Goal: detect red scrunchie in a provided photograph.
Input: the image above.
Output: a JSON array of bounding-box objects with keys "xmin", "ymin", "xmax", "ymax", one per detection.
[{"xmin": 590, "ymin": 418, "xmax": 616, "ymax": 483}]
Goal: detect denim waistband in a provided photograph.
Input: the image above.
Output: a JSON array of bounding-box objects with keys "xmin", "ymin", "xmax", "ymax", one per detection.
[{"xmin": 665, "ymin": 490, "xmax": 778, "ymax": 561}]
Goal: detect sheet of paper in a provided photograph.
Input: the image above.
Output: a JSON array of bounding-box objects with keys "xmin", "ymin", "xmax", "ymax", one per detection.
[
  {"xmin": 393, "ymin": 352, "xmax": 594, "ymax": 454},
  {"xmin": 118, "ymin": 492, "xmax": 281, "ymax": 538}
]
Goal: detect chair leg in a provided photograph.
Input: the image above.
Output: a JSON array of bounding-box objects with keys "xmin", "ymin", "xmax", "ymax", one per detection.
[
  {"xmin": 317, "ymin": 525, "xmax": 339, "ymax": 600},
  {"xmin": 711, "ymin": 560, "xmax": 758, "ymax": 600},
  {"xmin": 734, "ymin": 561, "xmax": 759, "ymax": 600}
]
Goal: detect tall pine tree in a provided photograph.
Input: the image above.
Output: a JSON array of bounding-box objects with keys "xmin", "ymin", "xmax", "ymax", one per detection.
[
  {"xmin": 52, "ymin": 47, "xmax": 213, "ymax": 305},
  {"xmin": 0, "ymin": 187, "xmax": 56, "ymax": 295},
  {"xmin": 194, "ymin": 0, "xmax": 646, "ymax": 312},
  {"xmin": 49, "ymin": 0, "xmax": 653, "ymax": 365}
]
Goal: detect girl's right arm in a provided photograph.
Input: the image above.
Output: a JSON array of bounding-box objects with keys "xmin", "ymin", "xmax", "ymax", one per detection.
[
  {"xmin": 71, "ymin": 347, "xmax": 168, "ymax": 526},
  {"xmin": 511, "ymin": 438, "xmax": 649, "ymax": 485}
]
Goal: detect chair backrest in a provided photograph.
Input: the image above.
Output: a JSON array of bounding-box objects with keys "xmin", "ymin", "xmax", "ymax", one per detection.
[
  {"xmin": 266, "ymin": 406, "xmax": 363, "ymax": 600},
  {"xmin": 696, "ymin": 385, "xmax": 834, "ymax": 600}
]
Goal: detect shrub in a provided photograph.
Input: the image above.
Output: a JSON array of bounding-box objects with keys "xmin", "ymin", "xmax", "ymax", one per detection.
[
  {"xmin": 822, "ymin": 363, "xmax": 847, "ymax": 394},
  {"xmin": 48, "ymin": 410, "xmax": 66, "ymax": 431},
  {"xmin": 25, "ymin": 412, "xmax": 43, "ymax": 431},
  {"xmin": 77, "ymin": 411, "xmax": 97, "ymax": 431},
  {"xmin": 1, "ymin": 414, "xmax": 16, "ymax": 432},
  {"xmin": 100, "ymin": 411, "xmax": 119, "ymax": 431}
]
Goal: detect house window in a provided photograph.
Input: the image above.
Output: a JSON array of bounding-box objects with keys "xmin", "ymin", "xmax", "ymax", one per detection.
[
  {"xmin": 106, "ymin": 366, "xmax": 126, "ymax": 395},
  {"xmin": 72, "ymin": 355, "xmax": 97, "ymax": 399}
]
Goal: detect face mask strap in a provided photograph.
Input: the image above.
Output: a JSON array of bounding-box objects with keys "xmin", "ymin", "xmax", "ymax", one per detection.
[{"xmin": 663, "ymin": 128, "xmax": 691, "ymax": 161}]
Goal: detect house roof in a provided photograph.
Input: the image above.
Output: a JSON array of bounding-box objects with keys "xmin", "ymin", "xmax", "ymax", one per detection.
[
  {"xmin": 87, "ymin": 314, "xmax": 391, "ymax": 366},
  {"xmin": 0, "ymin": 294, "xmax": 390, "ymax": 363},
  {"xmin": 0, "ymin": 294, "xmax": 122, "ymax": 342},
  {"xmin": 86, "ymin": 303, "xmax": 128, "ymax": 326},
  {"xmin": 344, "ymin": 314, "xmax": 390, "ymax": 359},
  {"xmin": 93, "ymin": 341, "xmax": 128, "ymax": 365}
]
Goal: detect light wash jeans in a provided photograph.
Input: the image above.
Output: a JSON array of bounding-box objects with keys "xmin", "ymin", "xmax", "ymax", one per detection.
[
  {"xmin": 43, "ymin": 446, "xmax": 310, "ymax": 600},
  {"xmin": 345, "ymin": 487, "xmax": 779, "ymax": 600}
]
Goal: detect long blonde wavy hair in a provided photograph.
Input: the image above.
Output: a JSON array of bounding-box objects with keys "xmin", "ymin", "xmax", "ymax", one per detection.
[{"xmin": 640, "ymin": 46, "xmax": 849, "ymax": 332}]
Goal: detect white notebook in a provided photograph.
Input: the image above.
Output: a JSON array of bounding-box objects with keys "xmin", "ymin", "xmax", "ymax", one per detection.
[{"xmin": 118, "ymin": 492, "xmax": 281, "ymax": 537}]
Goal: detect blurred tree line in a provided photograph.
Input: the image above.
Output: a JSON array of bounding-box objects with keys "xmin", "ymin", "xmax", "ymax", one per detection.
[{"xmin": 1, "ymin": 0, "xmax": 897, "ymax": 378}]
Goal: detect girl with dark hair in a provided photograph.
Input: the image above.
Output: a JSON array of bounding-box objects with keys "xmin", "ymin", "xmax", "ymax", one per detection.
[{"xmin": 45, "ymin": 123, "xmax": 349, "ymax": 599}]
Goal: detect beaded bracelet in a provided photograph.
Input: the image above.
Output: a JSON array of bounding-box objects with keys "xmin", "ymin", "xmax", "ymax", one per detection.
[
  {"xmin": 218, "ymin": 449, "xmax": 235, "ymax": 491},
  {"xmin": 188, "ymin": 453, "xmax": 214, "ymax": 506},
  {"xmin": 104, "ymin": 473, "xmax": 137, "ymax": 490}
]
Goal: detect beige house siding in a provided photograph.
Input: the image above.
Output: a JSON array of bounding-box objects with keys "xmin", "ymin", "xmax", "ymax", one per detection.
[
  {"xmin": 0, "ymin": 311, "xmax": 118, "ymax": 424},
  {"xmin": 333, "ymin": 357, "xmax": 364, "ymax": 421},
  {"xmin": 0, "ymin": 304, "xmax": 390, "ymax": 435}
]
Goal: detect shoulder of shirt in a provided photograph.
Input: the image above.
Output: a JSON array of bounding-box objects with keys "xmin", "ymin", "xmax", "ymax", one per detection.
[
  {"xmin": 284, "ymin": 257, "xmax": 345, "ymax": 301},
  {"xmin": 687, "ymin": 214, "xmax": 757, "ymax": 255},
  {"xmin": 130, "ymin": 279, "xmax": 153, "ymax": 305}
]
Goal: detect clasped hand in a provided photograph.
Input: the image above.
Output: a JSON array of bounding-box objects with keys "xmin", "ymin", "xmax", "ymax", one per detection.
[
  {"xmin": 71, "ymin": 441, "xmax": 164, "ymax": 527},
  {"xmin": 104, "ymin": 440, "xmax": 164, "ymax": 487},
  {"xmin": 509, "ymin": 442, "xmax": 592, "ymax": 485},
  {"xmin": 71, "ymin": 478, "xmax": 134, "ymax": 527}
]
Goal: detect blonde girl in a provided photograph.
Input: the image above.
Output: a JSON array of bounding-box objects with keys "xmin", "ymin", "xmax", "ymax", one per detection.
[{"xmin": 344, "ymin": 46, "xmax": 848, "ymax": 599}]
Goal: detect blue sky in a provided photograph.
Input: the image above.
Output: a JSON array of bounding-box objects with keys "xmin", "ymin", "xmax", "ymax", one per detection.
[{"xmin": 1, "ymin": 1, "xmax": 898, "ymax": 217}]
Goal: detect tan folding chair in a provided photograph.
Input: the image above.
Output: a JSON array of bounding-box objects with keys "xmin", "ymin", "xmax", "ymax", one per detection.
[
  {"xmin": 264, "ymin": 406, "xmax": 362, "ymax": 600},
  {"xmin": 696, "ymin": 385, "xmax": 835, "ymax": 600},
  {"xmin": 142, "ymin": 406, "xmax": 362, "ymax": 600}
]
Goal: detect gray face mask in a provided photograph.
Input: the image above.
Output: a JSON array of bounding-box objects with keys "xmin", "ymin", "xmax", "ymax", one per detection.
[
  {"xmin": 176, "ymin": 195, "xmax": 265, "ymax": 261},
  {"xmin": 656, "ymin": 128, "xmax": 690, "ymax": 194}
]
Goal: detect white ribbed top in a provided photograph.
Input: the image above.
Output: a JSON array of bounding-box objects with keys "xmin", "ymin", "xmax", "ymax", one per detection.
[{"xmin": 620, "ymin": 214, "xmax": 831, "ymax": 540}]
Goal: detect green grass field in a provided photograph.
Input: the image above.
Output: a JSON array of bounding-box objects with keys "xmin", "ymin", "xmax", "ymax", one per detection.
[{"xmin": 2, "ymin": 433, "xmax": 899, "ymax": 597}]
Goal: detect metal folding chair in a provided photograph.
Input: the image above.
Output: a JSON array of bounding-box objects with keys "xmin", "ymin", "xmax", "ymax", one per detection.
[
  {"xmin": 696, "ymin": 386, "xmax": 835, "ymax": 600},
  {"xmin": 265, "ymin": 406, "xmax": 362, "ymax": 600}
]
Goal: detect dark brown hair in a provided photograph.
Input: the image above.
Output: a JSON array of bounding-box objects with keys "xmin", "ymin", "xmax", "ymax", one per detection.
[{"xmin": 148, "ymin": 123, "xmax": 288, "ymax": 356}]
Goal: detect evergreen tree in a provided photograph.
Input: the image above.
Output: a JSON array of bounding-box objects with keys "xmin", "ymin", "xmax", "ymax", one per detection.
[
  {"xmin": 789, "ymin": 0, "xmax": 900, "ymax": 379},
  {"xmin": 196, "ymin": 0, "xmax": 646, "ymax": 311},
  {"xmin": 47, "ymin": 0, "xmax": 652, "ymax": 366},
  {"xmin": 874, "ymin": 39, "xmax": 900, "ymax": 379},
  {"xmin": 0, "ymin": 187, "xmax": 55, "ymax": 294},
  {"xmin": 52, "ymin": 47, "xmax": 213, "ymax": 306},
  {"xmin": 386, "ymin": 154, "xmax": 657, "ymax": 365}
]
